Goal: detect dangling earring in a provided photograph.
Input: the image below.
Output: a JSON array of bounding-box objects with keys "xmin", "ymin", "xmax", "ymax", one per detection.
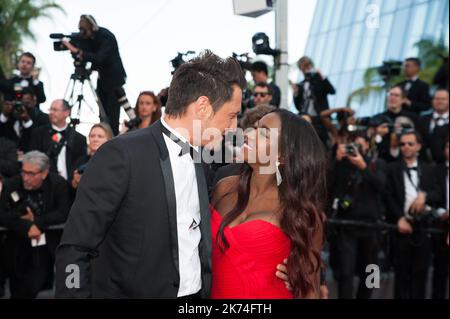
[{"xmin": 276, "ymin": 160, "xmax": 283, "ymax": 187}]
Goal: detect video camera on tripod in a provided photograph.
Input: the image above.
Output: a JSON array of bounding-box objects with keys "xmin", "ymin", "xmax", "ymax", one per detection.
[{"xmin": 50, "ymin": 32, "xmax": 139, "ymax": 131}]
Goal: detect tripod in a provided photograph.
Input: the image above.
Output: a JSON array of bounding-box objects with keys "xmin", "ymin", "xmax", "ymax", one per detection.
[{"xmin": 64, "ymin": 64, "xmax": 108, "ymax": 127}]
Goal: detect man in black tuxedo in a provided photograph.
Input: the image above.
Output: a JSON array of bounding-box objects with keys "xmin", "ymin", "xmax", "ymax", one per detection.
[
  {"xmin": 0, "ymin": 52, "xmax": 46, "ymax": 109},
  {"xmin": 397, "ymin": 58, "xmax": 431, "ymax": 114},
  {"xmin": 0, "ymin": 151, "xmax": 70, "ymax": 298},
  {"xmin": 55, "ymin": 51, "xmax": 246, "ymax": 298},
  {"xmin": 29, "ymin": 99, "xmax": 87, "ymax": 181},
  {"xmin": 385, "ymin": 130, "xmax": 441, "ymax": 299},
  {"xmin": 418, "ymin": 89, "xmax": 449, "ymax": 163}
]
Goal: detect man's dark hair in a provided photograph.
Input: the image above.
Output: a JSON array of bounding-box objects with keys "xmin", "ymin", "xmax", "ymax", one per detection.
[
  {"xmin": 250, "ymin": 61, "xmax": 268, "ymax": 76},
  {"xmin": 405, "ymin": 57, "xmax": 421, "ymax": 68},
  {"xmin": 400, "ymin": 129, "xmax": 423, "ymax": 145},
  {"xmin": 390, "ymin": 84, "xmax": 407, "ymax": 98},
  {"xmin": 254, "ymin": 82, "xmax": 273, "ymax": 95},
  {"xmin": 19, "ymin": 52, "xmax": 36, "ymax": 65},
  {"xmin": 165, "ymin": 50, "xmax": 246, "ymax": 118}
]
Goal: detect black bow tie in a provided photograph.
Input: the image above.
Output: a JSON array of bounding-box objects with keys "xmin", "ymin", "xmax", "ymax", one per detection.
[
  {"xmin": 407, "ymin": 166, "xmax": 418, "ymax": 171},
  {"xmin": 161, "ymin": 124, "xmax": 197, "ymax": 159}
]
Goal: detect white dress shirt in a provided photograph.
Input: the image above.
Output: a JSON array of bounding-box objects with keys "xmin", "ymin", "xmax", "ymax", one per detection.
[
  {"xmin": 404, "ymin": 160, "xmax": 419, "ymax": 216},
  {"xmin": 52, "ymin": 124, "xmax": 68, "ymax": 180},
  {"xmin": 160, "ymin": 117, "xmax": 202, "ymax": 297},
  {"xmin": 429, "ymin": 111, "xmax": 449, "ymax": 133}
]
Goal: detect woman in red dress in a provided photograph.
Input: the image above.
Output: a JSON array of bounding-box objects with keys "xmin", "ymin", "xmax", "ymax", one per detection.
[{"xmin": 211, "ymin": 109, "xmax": 327, "ymax": 299}]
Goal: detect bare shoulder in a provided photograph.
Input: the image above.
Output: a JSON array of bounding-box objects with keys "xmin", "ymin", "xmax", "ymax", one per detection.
[{"xmin": 211, "ymin": 175, "xmax": 239, "ymax": 207}]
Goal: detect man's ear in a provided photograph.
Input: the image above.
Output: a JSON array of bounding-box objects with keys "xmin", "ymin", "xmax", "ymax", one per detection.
[{"xmin": 194, "ymin": 96, "xmax": 213, "ymax": 119}]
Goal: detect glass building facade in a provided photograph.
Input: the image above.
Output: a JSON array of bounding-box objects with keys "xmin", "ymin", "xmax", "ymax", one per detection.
[{"xmin": 303, "ymin": 0, "xmax": 449, "ymax": 116}]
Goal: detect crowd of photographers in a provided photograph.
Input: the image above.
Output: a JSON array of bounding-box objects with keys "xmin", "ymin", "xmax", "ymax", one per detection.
[{"xmin": 0, "ymin": 14, "xmax": 448, "ymax": 299}]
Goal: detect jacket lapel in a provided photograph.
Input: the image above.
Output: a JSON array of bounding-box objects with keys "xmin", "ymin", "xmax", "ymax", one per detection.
[{"xmin": 150, "ymin": 121, "xmax": 180, "ymax": 277}]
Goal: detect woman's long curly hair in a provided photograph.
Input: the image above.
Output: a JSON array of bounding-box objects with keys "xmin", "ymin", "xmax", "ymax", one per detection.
[{"xmin": 216, "ymin": 109, "xmax": 327, "ymax": 298}]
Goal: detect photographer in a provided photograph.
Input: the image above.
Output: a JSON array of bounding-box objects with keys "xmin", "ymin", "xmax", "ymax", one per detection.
[
  {"xmin": 71, "ymin": 123, "xmax": 112, "ymax": 190},
  {"xmin": 0, "ymin": 151, "xmax": 70, "ymax": 298},
  {"xmin": 0, "ymin": 88, "xmax": 49, "ymax": 152},
  {"xmin": 293, "ymin": 56, "xmax": 335, "ymax": 144},
  {"xmin": 62, "ymin": 15, "xmax": 129, "ymax": 136},
  {"xmin": 328, "ymin": 132, "xmax": 387, "ymax": 299},
  {"xmin": 0, "ymin": 52, "xmax": 46, "ymax": 109},
  {"xmin": 29, "ymin": 99, "xmax": 87, "ymax": 181},
  {"xmin": 385, "ymin": 130, "xmax": 441, "ymax": 299}
]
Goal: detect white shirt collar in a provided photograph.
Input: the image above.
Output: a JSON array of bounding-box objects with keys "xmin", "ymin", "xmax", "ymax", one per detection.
[
  {"xmin": 51, "ymin": 123, "xmax": 68, "ymax": 132},
  {"xmin": 433, "ymin": 111, "xmax": 449, "ymax": 119},
  {"xmin": 408, "ymin": 75, "xmax": 419, "ymax": 82},
  {"xmin": 161, "ymin": 117, "xmax": 199, "ymax": 152}
]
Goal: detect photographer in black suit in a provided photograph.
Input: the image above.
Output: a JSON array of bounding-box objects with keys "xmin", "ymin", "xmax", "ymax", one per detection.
[
  {"xmin": 62, "ymin": 15, "xmax": 132, "ymax": 136},
  {"xmin": 397, "ymin": 58, "xmax": 431, "ymax": 114},
  {"xmin": 328, "ymin": 133, "xmax": 387, "ymax": 299},
  {"xmin": 0, "ymin": 89, "xmax": 49, "ymax": 152},
  {"xmin": 0, "ymin": 151, "xmax": 70, "ymax": 298},
  {"xmin": 55, "ymin": 51, "xmax": 246, "ymax": 298},
  {"xmin": 29, "ymin": 99, "xmax": 86, "ymax": 181},
  {"xmin": 293, "ymin": 56, "xmax": 335, "ymax": 144},
  {"xmin": 385, "ymin": 130, "xmax": 441, "ymax": 299}
]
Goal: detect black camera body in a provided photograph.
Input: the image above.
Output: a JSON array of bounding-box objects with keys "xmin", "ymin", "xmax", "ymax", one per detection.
[
  {"xmin": 377, "ymin": 60, "xmax": 402, "ymax": 81},
  {"xmin": 345, "ymin": 143, "xmax": 359, "ymax": 156},
  {"xmin": 50, "ymin": 32, "xmax": 84, "ymax": 52},
  {"xmin": 14, "ymin": 193, "xmax": 45, "ymax": 218}
]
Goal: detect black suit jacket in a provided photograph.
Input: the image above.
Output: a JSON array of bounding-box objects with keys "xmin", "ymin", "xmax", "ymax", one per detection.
[
  {"xmin": 0, "ymin": 173, "xmax": 70, "ymax": 272},
  {"xmin": 435, "ymin": 163, "xmax": 448, "ymax": 210},
  {"xmin": 80, "ymin": 27, "xmax": 126, "ymax": 89},
  {"xmin": 0, "ymin": 109, "xmax": 49, "ymax": 152},
  {"xmin": 418, "ymin": 114, "xmax": 448, "ymax": 163},
  {"xmin": 55, "ymin": 121, "xmax": 212, "ymax": 298},
  {"xmin": 293, "ymin": 74, "xmax": 335, "ymax": 114},
  {"xmin": 29, "ymin": 124, "xmax": 87, "ymax": 179},
  {"xmin": 0, "ymin": 137, "xmax": 19, "ymax": 178},
  {"xmin": 398, "ymin": 79, "xmax": 431, "ymax": 114},
  {"xmin": 385, "ymin": 160, "xmax": 440, "ymax": 222}
]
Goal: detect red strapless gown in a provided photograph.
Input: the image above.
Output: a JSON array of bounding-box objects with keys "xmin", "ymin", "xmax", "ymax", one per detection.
[{"xmin": 210, "ymin": 206, "xmax": 293, "ymax": 299}]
